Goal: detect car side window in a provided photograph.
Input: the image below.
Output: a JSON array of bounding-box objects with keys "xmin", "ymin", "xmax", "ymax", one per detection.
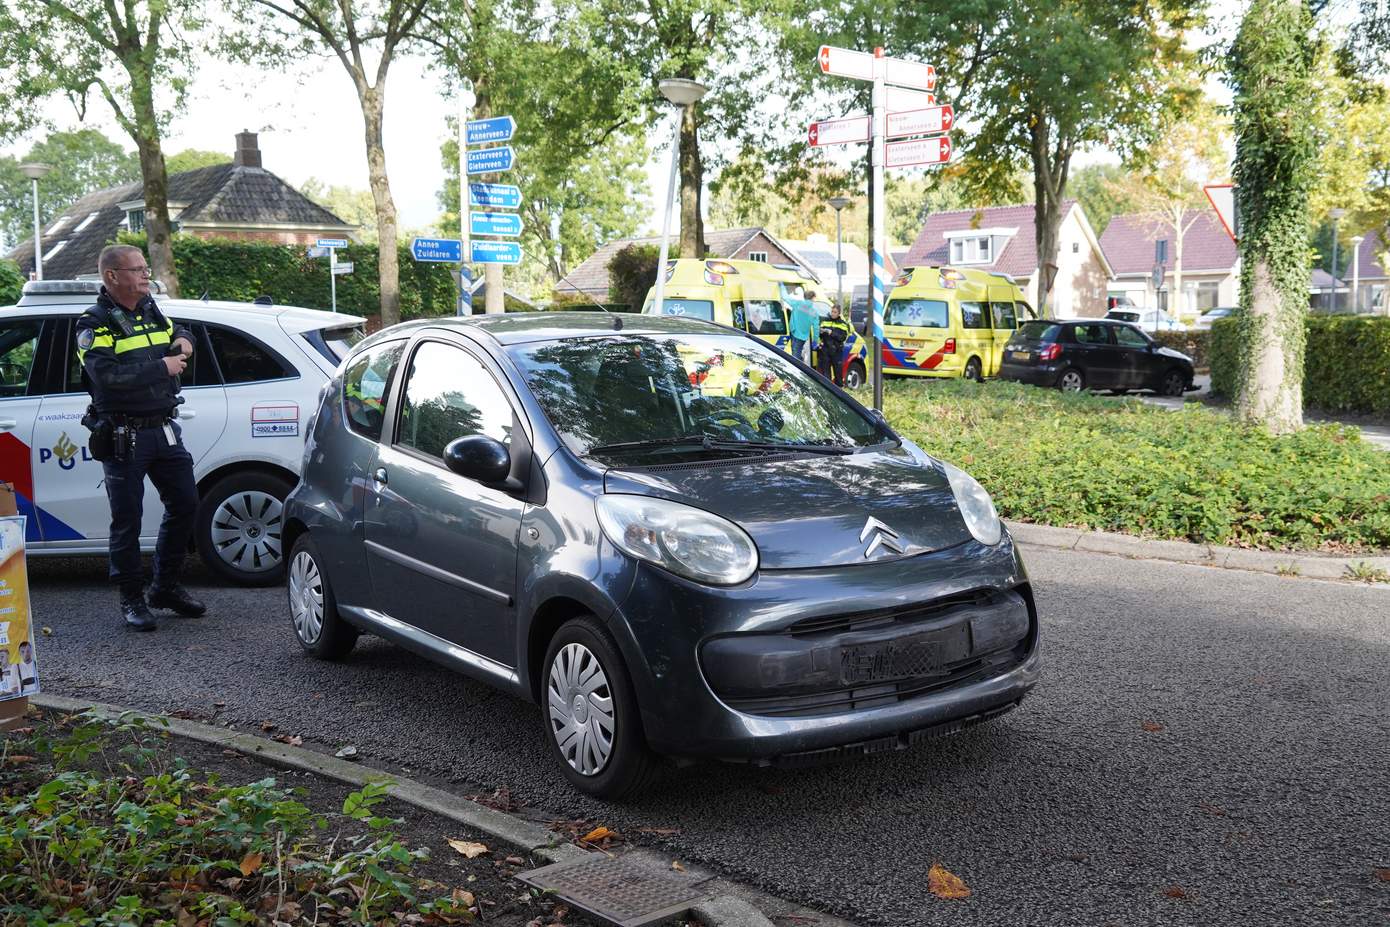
[
  {"xmin": 207, "ymin": 325, "xmax": 295, "ymax": 384},
  {"xmin": 990, "ymin": 302, "xmax": 1017, "ymax": 329},
  {"xmin": 960, "ymin": 301, "xmax": 989, "ymax": 330},
  {"xmin": 0, "ymin": 320, "xmax": 42, "ymax": 398},
  {"xmin": 1112, "ymin": 325, "xmax": 1149, "ymax": 348},
  {"xmin": 343, "ymin": 340, "xmax": 405, "ymax": 442},
  {"xmin": 396, "ymin": 341, "xmax": 513, "ymax": 460},
  {"xmin": 1073, "ymin": 324, "xmax": 1113, "ymax": 345},
  {"xmin": 730, "ymin": 301, "xmax": 747, "ymax": 331}
]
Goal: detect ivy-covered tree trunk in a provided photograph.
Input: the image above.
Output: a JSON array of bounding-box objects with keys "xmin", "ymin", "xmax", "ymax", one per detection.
[{"xmin": 1229, "ymin": 0, "xmax": 1318, "ymax": 434}]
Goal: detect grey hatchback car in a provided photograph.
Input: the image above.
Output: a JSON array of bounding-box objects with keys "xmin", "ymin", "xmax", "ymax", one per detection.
[{"xmin": 283, "ymin": 313, "xmax": 1040, "ymax": 798}]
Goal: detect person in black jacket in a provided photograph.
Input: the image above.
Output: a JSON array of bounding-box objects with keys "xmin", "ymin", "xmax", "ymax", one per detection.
[
  {"xmin": 818, "ymin": 302, "xmax": 852, "ymax": 386},
  {"xmin": 77, "ymin": 245, "xmax": 205, "ymax": 630}
]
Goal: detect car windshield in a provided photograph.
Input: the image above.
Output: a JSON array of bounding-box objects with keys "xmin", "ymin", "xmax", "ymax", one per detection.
[{"xmin": 508, "ymin": 333, "xmax": 891, "ymax": 465}]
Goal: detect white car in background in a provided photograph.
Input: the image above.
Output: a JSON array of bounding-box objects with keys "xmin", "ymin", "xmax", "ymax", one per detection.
[
  {"xmin": 1192, "ymin": 306, "xmax": 1236, "ymax": 330},
  {"xmin": 0, "ymin": 280, "xmax": 363, "ymax": 585},
  {"xmin": 1104, "ymin": 307, "xmax": 1188, "ymax": 333}
]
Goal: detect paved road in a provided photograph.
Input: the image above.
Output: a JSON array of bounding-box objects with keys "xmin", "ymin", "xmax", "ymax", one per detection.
[{"xmin": 29, "ymin": 549, "xmax": 1390, "ymax": 926}]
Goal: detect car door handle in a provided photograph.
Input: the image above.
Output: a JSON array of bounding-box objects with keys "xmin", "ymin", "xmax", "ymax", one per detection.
[
  {"xmin": 372, "ymin": 468, "xmax": 388, "ymax": 487},
  {"xmin": 177, "ymin": 408, "xmax": 197, "ymax": 420},
  {"xmin": 0, "ymin": 419, "xmax": 14, "ymax": 431}
]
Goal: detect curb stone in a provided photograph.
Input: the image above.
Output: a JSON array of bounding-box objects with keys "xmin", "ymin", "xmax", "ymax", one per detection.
[
  {"xmin": 1005, "ymin": 521, "xmax": 1390, "ymax": 583},
  {"xmin": 29, "ymin": 694, "xmax": 836, "ymax": 927}
]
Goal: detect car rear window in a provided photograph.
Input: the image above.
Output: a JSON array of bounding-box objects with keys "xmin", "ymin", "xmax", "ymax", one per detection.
[
  {"xmin": 1015, "ymin": 321, "xmax": 1060, "ymax": 342},
  {"xmin": 308, "ymin": 325, "xmax": 366, "ymax": 363},
  {"xmin": 885, "ymin": 298, "xmax": 948, "ymax": 328}
]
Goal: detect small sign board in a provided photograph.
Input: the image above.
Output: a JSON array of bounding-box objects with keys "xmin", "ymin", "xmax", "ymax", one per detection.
[
  {"xmin": 817, "ymin": 44, "xmax": 875, "ymax": 81},
  {"xmin": 466, "ymin": 146, "xmax": 516, "ymax": 176},
  {"xmin": 884, "ymin": 135, "xmax": 952, "ymax": 168},
  {"xmin": 332, "ymin": 261, "xmax": 354, "ymax": 275},
  {"xmin": 884, "ymin": 57, "xmax": 937, "ymax": 91},
  {"xmin": 887, "ymin": 86, "xmax": 937, "ymax": 113},
  {"xmin": 886, "ymin": 105, "xmax": 953, "ymax": 140},
  {"xmin": 468, "ymin": 182, "xmax": 523, "ymax": 209},
  {"xmin": 471, "ymin": 240, "xmax": 523, "ymax": 265},
  {"xmin": 411, "ymin": 237, "xmax": 464, "ymax": 263},
  {"xmin": 317, "ymin": 238, "xmax": 349, "ymax": 248},
  {"xmin": 306, "ymin": 245, "xmax": 329, "ymax": 259},
  {"xmin": 466, "ymin": 115, "xmax": 516, "ymax": 146},
  {"xmin": 470, "ymin": 212, "xmax": 523, "ymax": 237},
  {"xmin": 808, "ymin": 115, "xmax": 870, "ymax": 147}
]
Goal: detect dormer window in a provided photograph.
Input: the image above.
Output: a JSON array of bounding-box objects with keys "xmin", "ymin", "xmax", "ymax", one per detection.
[
  {"xmin": 949, "ymin": 235, "xmax": 992, "ymax": 264},
  {"xmin": 127, "ymin": 209, "xmax": 146, "ymax": 232}
]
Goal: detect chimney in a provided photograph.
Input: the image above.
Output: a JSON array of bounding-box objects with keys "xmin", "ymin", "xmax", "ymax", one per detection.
[{"xmin": 233, "ymin": 131, "xmax": 262, "ymax": 168}]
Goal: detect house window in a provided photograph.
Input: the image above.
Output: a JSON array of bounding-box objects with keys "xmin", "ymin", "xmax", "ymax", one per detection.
[
  {"xmin": 948, "ymin": 236, "xmax": 992, "ymax": 264},
  {"xmin": 43, "ymin": 240, "xmax": 67, "ymax": 261},
  {"xmin": 748, "ymin": 251, "xmax": 768, "ymax": 263},
  {"xmin": 47, "ymin": 216, "xmax": 70, "ymax": 234},
  {"xmin": 127, "ymin": 209, "xmax": 146, "ymax": 232},
  {"xmin": 74, "ymin": 212, "xmax": 99, "ymax": 232},
  {"xmin": 1072, "ymin": 242, "xmax": 1080, "ymax": 253},
  {"xmin": 1195, "ymin": 281, "xmax": 1219, "ymax": 311}
]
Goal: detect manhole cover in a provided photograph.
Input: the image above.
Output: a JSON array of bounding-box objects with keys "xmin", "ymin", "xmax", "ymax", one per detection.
[{"xmin": 517, "ymin": 854, "xmax": 707, "ymax": 927}]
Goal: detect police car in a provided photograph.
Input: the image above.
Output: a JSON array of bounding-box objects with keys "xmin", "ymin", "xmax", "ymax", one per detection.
[{"xmin": 0, "ymin": 280, "xmax": 364, "ymax": 585}]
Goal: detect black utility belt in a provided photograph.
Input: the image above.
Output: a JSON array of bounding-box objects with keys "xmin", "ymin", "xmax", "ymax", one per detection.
[{"xmin": 108, "ymin": 413, "xmax": 175, "ymax": 429}]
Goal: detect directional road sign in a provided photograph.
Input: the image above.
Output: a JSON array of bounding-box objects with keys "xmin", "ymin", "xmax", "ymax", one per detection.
[
  {"xmin": 884, "ymin": 57, "xmax": 936, "ymax": 91},
  {"xmin": 471, "ymin": 240, "xmax": 523, "ymax": 265},
  {"xmin": 410, "ymin": 237, "xmax": 464, "ymax": 263},
  {"xmin": 317, "ymin": 237, "xmax": 349, "ymax": 248},
  {"xmin": 306, "ymin": 245, "xmax": 329, "ymax": 258},
  {"xmin": 465, "ymin": 115, "xmax": 515, "ymax": 146},
  {"xmin": 884, "ymin": 135, "xmax": 952, "ymax": 168},
  {"xmin": 808, "ymin": 115, "xmax": 870, "ymax": 147},
  {"xmin": 886, "ymin": 105, "xmax": 954, "ymax": 140},
  {"xmin": 332, "ymin": 261, "xmax": 354, "ymax": 275},
  {"xmin": 468, "ymin": 182, "xmax": 522, "ymax": 209},
  {"xmin": 887, "ymin": 86, "xmax": 937, "ymax": 112},
  {"xmin": 466, "ymin": 145, "xmax": 515, "ymax": 175},
  {"xmin": 470, "ymin": 212, "xmax": 523, "ymax": 237},
  {"xmin": 817, "ymin": 45, "xmax": 936, "ymax": 90}
]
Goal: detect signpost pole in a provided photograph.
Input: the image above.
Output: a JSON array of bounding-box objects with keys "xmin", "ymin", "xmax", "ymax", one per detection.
[
  {"xmin": 870, "ymin": 48, "xmax": 887, "ymax": 412},
  {"xmin": 329, "ymin": 246, "xmax": 338, "ymax": 312},
  {"xmin": 459, "ymin": 82, "xmax": 475, "ymax": 316}
]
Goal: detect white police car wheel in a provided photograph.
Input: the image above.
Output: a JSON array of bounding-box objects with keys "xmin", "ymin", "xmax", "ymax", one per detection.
[
  {"xmin": 288, "ymin": 549, "xmax": 324, "ymax": 645},
  {"xmin": 546, "ymin": 642, "xmax": 616, "ymax": 776},
  {"xmin": 210, "ymin": 490, "xmax": 284, "ymax": 574}
]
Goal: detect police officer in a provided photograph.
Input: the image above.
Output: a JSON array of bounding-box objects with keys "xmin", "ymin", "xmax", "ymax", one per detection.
[
  {"xmin": 77, "ymin": 245, "xmax": 205, "ymax": 631},
  {"xmin": 818, "ymin": 302, "xmax": 853, "ymax": 386}
]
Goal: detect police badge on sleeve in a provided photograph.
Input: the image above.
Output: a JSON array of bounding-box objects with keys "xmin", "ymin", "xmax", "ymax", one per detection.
[{"xmin": 76, "ymin": 328, "xmax": 95, "ymax": 351}]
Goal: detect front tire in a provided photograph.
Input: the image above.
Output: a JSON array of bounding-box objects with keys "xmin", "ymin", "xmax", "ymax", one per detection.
[
  {"xmin": 542, "ymin": 616, "xmax": 658, "ymax": 799},
  {"xmin": 286, "ymin": 535, "xmax": 357, "ymax": 660},
  {"xmin": 196, "ymin": 470, "xmax": 293, "ymax": 586},
  {"xmin": 843, "ymin": 360, "xmax": 866, "ymax": 390},
  {"xmin": 1160, "ymin": 369, "xmax": 1186, "ymax": 397}
]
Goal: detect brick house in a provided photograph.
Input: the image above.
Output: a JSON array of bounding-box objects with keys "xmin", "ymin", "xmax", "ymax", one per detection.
[
  {"xmin": 901, "ymin": 202, "xmax": 1113, "ymax": 318},
  {"xmin": 7, "ymin": 132, "xmax": 355, "ymax": 279},
  {"xmin": 1100, "ymin": 211, "xmax": 1239, "ymax": 317},
  {"xmin": 554, "ymin": 227, "xmax": 818, "ymax": 307},
  {"xmin": 1345, "ymin": 231, "xmax": 1389, "ymax": 315}
]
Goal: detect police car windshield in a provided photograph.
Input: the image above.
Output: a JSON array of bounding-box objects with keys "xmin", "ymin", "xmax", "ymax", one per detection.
[{"xmin": 508, "ymin": 333, "xmax": 890, "ymax": 465}]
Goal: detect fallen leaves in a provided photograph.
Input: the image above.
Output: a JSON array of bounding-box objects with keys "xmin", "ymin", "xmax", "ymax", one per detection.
[
  {"xmin": 580, "ymin": 825, "xmax": 615, "ymax": 843},
  {"xmin": 238, "ymin": 852, "xmax": 263, "ymax": 877},
  {"xmin": 447, "ymin": 839, "xmax": 489, "ymax": 859},
  {"xmin": 1374, "ymin": 868, "xmax": 1390, "ymax": 883},
  {"xmin": 671, "ymin": 860, "xmax": 686, "ymax": 872},
  {"xmin": 1163, "ymin": 885, "xmax": 1188, "ymax": 899},
  {"xmin": 1140, "ymin": 721, "xmax": 1166, "ymax": 733},
  {"xmin": 2, "ymin": 755, "xmax": 35, "ymax": 765},
  {"xmin": 1197, "ymin": 801, "xmax": 1227, "ymax": 817},
  {"xmin": 927, "ymin": 863, "xmax": 971, "ymax": 900},
  {"xmin": 272, "ymin": 733, "xmax": 303, "ymax": 747}
]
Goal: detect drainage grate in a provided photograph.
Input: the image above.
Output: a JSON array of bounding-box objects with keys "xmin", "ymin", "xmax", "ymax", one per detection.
[{"xmin": 516, "ymin": 854, "xmax": 707, "ymax": 927}]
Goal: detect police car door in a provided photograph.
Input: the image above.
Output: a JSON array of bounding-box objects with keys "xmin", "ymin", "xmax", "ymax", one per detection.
[{"xmin": 0, "ymin": 316, "xmax": 51, "ymax": 544}]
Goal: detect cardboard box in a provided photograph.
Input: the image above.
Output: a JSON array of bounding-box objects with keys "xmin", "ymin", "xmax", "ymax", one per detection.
[{"xmin": 0, "ymin": 482, "xmax": 30, "ymax": 731}]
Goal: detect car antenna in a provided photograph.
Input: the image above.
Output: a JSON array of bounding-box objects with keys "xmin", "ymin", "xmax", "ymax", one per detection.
[{"xmin": 200, "ymin": 291, "xmax": 209, "ymax": 302}]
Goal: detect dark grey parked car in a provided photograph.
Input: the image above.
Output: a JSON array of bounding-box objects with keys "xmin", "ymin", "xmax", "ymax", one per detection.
[{"xmin": 282, "ymin": 313, "xmax": 1041, "ymax": 798}]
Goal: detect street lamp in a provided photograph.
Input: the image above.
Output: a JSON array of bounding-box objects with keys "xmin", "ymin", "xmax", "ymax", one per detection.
[
  {"xmin": 19, "ymin": 163, "xmax": 52, "ymax": 280},
  {"xmin": 1351, "ymin": 234, "xmax": 1364, "ymax": 314},
  {"xmin": 828, "ymin": 196, "xmax": 851, "ymax": 319},
  {"xmin": 1329, "ymin": 207, "xmax": 1345, "ymax": 313},
  {"xmin": 649, "ymin": 78, "xmax": 708, "ymax": 317}
]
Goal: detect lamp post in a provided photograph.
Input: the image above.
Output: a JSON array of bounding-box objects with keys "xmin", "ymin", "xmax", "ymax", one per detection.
[
  {"xmin": 1351, "ymin": 234, "xmax": 1364, "ymax": 314},
  {"xmin": 1329, "ymin": 207, "xmax": 1345, "ymax": 313},
  {"xmin": 19, "ymin": 163, "xmax": 52, "ymax": 280},
  {"xmin": 828, "ymin": 196, "xmax": 851, "ymax": 318},
  {"xmin": 649, "ymin": 78, "xmax": 707, "ymax": 316}
]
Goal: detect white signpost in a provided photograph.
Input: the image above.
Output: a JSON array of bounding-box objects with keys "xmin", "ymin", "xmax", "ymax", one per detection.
[
  {"xmin": 312, "ymin": 238, "xmax": 351, "ymax": 311},
  {"xmin": 813, "ymin": 45, "xmax": 953, "ymax": 410}
]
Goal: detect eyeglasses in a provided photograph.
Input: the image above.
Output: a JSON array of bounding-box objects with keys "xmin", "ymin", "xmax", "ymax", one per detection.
[{"xmin": 112, "ymin": 266, "xmax": 151, "ymax": 276}]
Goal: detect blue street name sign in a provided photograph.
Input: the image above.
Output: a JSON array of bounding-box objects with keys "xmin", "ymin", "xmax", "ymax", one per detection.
[
  {"xmin": 468, "ymin": 183, "xmax": 522, "ymax": 209},
  {"xmin": 306, "ymin": 245, "xmax": 329, "ymax": 258},
  {"xmin": 466, "ymin": 115, "xmax": 516, "ymax": 146},
  {"xmin": 316, "ymin": 238, "xmax": 349, "ymax": 248},
  {"xmin": 471, "ymin": 240, "xmax": 523, "ymax": 265},
  {"xmin": 470, "ymin": 211, "xmax": 523, "ymax": 237},
  {"xmin": 411, "ymin": 237, "xmax": 463, "ymax": 263},
  {"xmin": 465, "ymin": 145, "xmax": 515, "ymax": 176}
]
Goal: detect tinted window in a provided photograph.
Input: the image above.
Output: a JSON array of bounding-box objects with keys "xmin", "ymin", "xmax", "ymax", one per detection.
[
  {"xmin": 343, "ymin": 340, "xmax": 405, "ymax": 442},
  {"xmin": 744, "ymin": 300, "xmax": 787, "ymax": 335},
  {"xmin": 960, "ymin": 301, "xmax": 989, "ymax": 330},
  {"xmin": 1015, "ymin": 321, "xmax": 1060, "ymax": 342},
  {"xmin": 0, "ymin": 320, "xmax": 41, "ymax": 397},
  {"xmin": 885, "ymin": 298, "xmax": 948, "ymax": 328},
  {"xmin": 990, "ymin": 302, "xmax": 1017, "ymax": 329},
  {"xmin": 1113, "ymin": 325, "xmax": 1150, "ymax": 348},
  {"xmin": 647, "ymin": 298, "xmax": 714, "ymax": 321},
  {"xmin": 397, "ymin": 342, "xmax": 513, "ymax": 459},
  {"xmin": 208, "ymin": 326, "xmax": 294, "ymax": 383},
  {"xmin": 1073, "ymin": 324, "xmax": 1113, "ymax": 345}
]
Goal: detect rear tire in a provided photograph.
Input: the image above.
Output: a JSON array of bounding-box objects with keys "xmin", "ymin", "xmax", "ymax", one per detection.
[
  {"xmin": 843, "ymin": 360, "xmax": 866, "ymax": 390},
  {"xmin": 542, "ymin": 616, "xmax": 659, "ymax": 799},
  {"xmin": 964, "ymin": 356, "xmax": 983, "ymax": 382},
  {"xmin": 196, "ymin": 470, "xmax": 294, "ymax": 586},
  {"xmin": 286, "ymin": 535, "xmax": 357, "ymax": 660},
  {"xmin": 1057, "ymin": 368, "xmax": 1085, "ymax": 393}
]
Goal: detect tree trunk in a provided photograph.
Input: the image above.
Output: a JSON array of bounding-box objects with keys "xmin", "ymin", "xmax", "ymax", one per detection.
[
  {"xmin": 678, "ymin": 103, "xmax": 705, "ymax": 258},
  {"xmin": 129, "ymin": 80, "xmax": 180, "ymax": 297},
  {"xmin": 1172, "ymin": 206, "xmax": 1184, "ymax": 321},
  {"xmin": 359, "ymin": 87, "xmax": 401, "ymax": 328},
  {"xmin": 1029, "ymin": 117, "xmax": 1067, "ymax": 319}
]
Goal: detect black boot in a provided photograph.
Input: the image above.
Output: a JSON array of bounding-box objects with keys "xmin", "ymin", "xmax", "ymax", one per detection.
[
  {"xmin": 147, "ymin": 585, "xmax": 207, "ymax": 618},
  {"xmin": 121, "ymin": 593, "xmax": 157, "ymax": 631}
]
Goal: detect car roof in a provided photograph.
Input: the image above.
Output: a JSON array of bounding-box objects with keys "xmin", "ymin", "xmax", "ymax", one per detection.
[{"xmin": 410, "ymin": 311, "xmax": 727, "ymax": 346}]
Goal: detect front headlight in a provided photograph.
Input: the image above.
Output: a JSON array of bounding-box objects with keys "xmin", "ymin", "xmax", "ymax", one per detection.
[
  {"xmin": 596, "ymin": 495, "xmax": 759, "ymax": 586},
  {"xmin": 941, "ymin": 461, "xmax": 1003, "ymax": 546}
]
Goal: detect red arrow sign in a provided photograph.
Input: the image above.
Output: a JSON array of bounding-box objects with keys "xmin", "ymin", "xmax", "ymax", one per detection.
[
  {"xmin": 886, "ymin": 105, "xmax": 953, "ymax": 140},
  {"xmin": 885, "ymin": 135, "xmax": 952, "ymax": 169},
  {"xmin": 807, "ymin": 115, "xmax": 871, "ymax": 147},
  {"xmin": 817, "ymin": 44, "xmax": 875, "ymax": 81}
]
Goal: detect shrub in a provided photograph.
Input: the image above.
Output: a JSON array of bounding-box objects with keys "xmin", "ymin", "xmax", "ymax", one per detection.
[
  {"xmin": 606, "ymin": 243, "xmax": 659, "ymax": 312},
  {"xmin": 1208, "ymin": 314, "xmax": 1390, "ymax": 415},
  {"xmin": 0, "ymin": 259, "xmax": 23, "ymax": 305},
  {"xmin": 1152, "ymin": 330, "xmax": 1211, "ymax": 370}
]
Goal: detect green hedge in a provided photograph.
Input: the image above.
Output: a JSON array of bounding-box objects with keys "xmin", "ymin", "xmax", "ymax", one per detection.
[
  {"xmin": 1152, "ymin": 330, "xmax": 1212, "ymax": 370},
  {"xmin": 1209, "ymin": 315, "xmax": 1390, "ymax": 415},
  {"xmin": 0, "ymin": 259, "xmax": 23, "ymax": 305},
  {"xmin": 120, "ymin": 233, "xmax": 457, "ymax": 319}
]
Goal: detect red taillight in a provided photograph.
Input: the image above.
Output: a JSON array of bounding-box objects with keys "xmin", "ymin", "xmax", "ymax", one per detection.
[
  {"xmin": 1039, "ymin": 343, "xmax": 1061, "ymax": 361},
  {"xmin": 942, "ymin": 337, "xmax": 956, "ymax": 354}
]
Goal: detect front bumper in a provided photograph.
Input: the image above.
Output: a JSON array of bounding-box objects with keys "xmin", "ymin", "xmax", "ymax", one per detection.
[{"xmin": 609, "ymin": 534, "xmax": 1040, "ymax": 764}]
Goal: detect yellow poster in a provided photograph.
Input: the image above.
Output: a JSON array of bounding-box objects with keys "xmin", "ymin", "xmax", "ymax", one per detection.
[{"xmin": 0, "ymin": 516, "xmax": 38, "ymax": 702}]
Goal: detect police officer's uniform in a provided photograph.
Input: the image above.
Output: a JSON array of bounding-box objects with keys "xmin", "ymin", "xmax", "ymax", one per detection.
[
  {"xmin": 819, "ymin": 312, "xmax": 853, "ymax": 385},
  {"xmin": 77, "ymin": 288, "xmax": 205, "ymax": 629}
]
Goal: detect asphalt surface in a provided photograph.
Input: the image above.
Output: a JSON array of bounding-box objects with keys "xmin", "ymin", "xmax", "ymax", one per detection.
[{"xmin": 28, "ymin": 548, "xmax": 1390, "ymax": 926}]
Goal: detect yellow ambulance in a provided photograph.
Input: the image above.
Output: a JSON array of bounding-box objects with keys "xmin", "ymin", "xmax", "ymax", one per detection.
[
  {"xmin": 878, "ymin": 266, "xmax": 1032, "ymax": 379},
  {"xmin": 642, "ymin": 259, "xmax": 870, "ymax": 388}
]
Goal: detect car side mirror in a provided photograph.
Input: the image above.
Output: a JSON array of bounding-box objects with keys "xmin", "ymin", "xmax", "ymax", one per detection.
[{"xmin": 443, "ymin": 435, "xmax": 511, "ymax": 485}]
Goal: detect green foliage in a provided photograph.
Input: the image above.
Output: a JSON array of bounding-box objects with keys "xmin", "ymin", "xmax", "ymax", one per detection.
[
  {"xmin": 1151, "ymin": 330, "xmax": 1212, "ymax": 371},
  {"xmin": 0, "ymin": 130, "xmax": 139, "ymax": 247},
  {"xmin": 606, "ymin": 244, "xmax": 659, "ymax": 312},
  {"xmin": 1069, "ymin": 164, "xmax": 1142, "ymax": 236},
  {"xmin": 165, "ymin": 148, "xmax": 232, "ymax": 174},
  {"xmin": 0, "ymin": 259, "xmax": 23, "ymax": 304},
  {"xmin": 119, "ymin": 233, "xmax": 456, "ymax": 319},
  {"xmin": 885, "ymin": 379, "xmax": 1390, "ymax": 552},
  {"xmin": 302, "ymin": 178, "xmax": 378, "ymax": 243}
]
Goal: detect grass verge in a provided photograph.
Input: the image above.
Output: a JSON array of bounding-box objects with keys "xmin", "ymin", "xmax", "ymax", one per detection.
[{"xmin": 883, "ymin": 379, "xmax": 1390, "ymax": 552}]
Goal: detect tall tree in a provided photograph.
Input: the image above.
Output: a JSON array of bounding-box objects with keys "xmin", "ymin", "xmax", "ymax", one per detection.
[
  {"xmin": 0, "ymin": 0, "xmax": 206, "ymax": 292},
  {"xmin": 227, "ymin": 0, "xmax": 467, "ymax": 327},
  {"xmin": 165, "ymin": 149, "xmax": 232, "ymax": 174},
  {"xmin": 0, "ymin": 129, "xmax": 138, "ymax": 248},
  {"xmin": 1068, "ymin": 164, "xmax": 1141, "ymax": 239},
  {"xmin": 1228, "ymin": 0, "xmax": 1320, "ymax": 433}
]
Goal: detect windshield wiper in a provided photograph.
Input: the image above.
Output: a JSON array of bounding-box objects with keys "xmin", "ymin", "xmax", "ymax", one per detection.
[
  {"xmin": 703, "ymin": 440, "xmax": 856, "ymax": 455},
  {"xmin": 586, "ymin": 435, "xmax": 712, "ymax": 456}
]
